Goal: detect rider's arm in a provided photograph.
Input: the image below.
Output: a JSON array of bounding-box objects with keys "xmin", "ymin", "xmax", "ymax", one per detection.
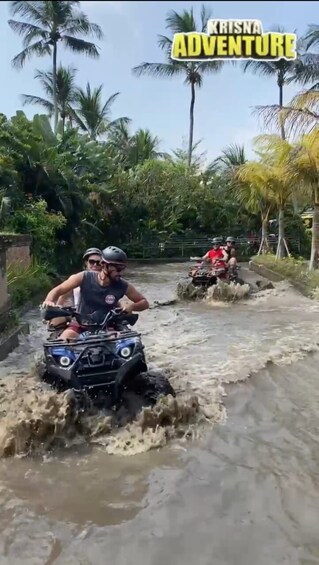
[
  {"xmin": 43, "ymin": 273, "xmax": 84, "ymax": 306},
  {"xmin": 124, "ymin": 284, "xmax": 149, "ymax": 312},
  {"xmin": 202, "ymin": 252, "xmax": 209, "ymax": 260},
  {"xmin": 221, "ymin": 248, "xmax": 228, "ymax": 260},
  {"xmin": 57, "ymin": 290, "xmax": 74, "ymax": 306}
]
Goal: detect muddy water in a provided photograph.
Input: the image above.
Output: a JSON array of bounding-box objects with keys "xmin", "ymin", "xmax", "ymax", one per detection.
[{"xmin": 1, "ymin": 263, "xmax": 319, "ymax": 563}]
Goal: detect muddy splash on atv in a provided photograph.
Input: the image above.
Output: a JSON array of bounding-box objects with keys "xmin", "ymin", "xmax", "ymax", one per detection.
[{"xmin": 0, "ymin": 306, "xmax": 210, "ymax": 458}]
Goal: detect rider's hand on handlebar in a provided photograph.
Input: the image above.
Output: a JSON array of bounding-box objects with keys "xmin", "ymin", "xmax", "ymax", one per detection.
[
  {"xmin": 42, "ymin": 301, "xmax": 56, "ymax": 308},
  {"xmin": 121, "ymin": 303, "xmax": 134, "ymax": 315}
]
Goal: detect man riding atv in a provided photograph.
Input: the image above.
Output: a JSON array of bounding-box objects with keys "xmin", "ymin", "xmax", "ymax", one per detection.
[
  {"xmin": 42, "ymin": 246, "xmax": 149, "ymax": 340},
  {"xmin": 202, "ymin": 237, "xmax": 228, "ymax": 265},
  {"xmin": 223, "ymin": 237, "xmax": 237, "ymax": 268}
]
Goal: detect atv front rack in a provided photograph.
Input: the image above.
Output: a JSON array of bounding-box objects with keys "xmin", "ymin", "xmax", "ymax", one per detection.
[
  {"xmin": 43, "ymin": 329, "xmax": 147, "ymax": 400},
  {"xmin": 43, "ymin": 329, "xmax": 141, "ymax": 347}
]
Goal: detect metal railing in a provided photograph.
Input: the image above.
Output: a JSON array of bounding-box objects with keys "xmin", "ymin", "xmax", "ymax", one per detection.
[{"xmin": 121, "ymin": 235, "xmax": 302, "ymax": 260}]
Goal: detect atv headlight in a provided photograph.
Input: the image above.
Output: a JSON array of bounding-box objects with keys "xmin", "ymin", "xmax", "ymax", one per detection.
[
  {"xmin": 60, "ymin": 356, "xmax": 71, "ymax": 367},
  {"xmin": 120, "ymin": 346, "xmax": 132, "ymax": 358}
]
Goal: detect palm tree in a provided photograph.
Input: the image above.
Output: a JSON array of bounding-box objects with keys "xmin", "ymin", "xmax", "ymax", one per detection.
[
  {"xmin": 8, "ymin": 0, "xmax": 103, "ymax": 133},
  {"xmin": 242, "ymin": 26, "xmax": 300, "ymax": 140},
  {"xmin": 73, "ymin": 83, "xmax": 130, "ymax": 140},
  {"xmin": 107, "ymin": 123, "xmax": 165, "ymax": 167},
  {"xmin": 129, "ymin": 129, "xmax": 167, "ymax": 166},
  {"xmin": 254, "ymin": 134, "xmax": 297, "ymax": 258},
  {"xmin": 290, "ymin": 128, "xmax": 319, "ymax": 270},
  {"xmin": 132, "ymin": 5, "xmax": 224, "ymax": 167},
  {"xmin": 213, "ymin": 143, "xmax": 246, "ymax": 175},
  {"xmin": 253, "ymin": 89, "xmax": 319, "ymax": 139},
  {"xmin": 251, "ymin": 28, "xmax": 319, "ymax": 139},
  {"xmin": 107, "ymin": 121, "xmax": 132, "ymax": 164},
  {"xmin": 21, "ymin": 65, "xmax": 77, "ymax": 132},
  {"xmin": 233, "ymin": 161, "xmax": 275, "ymax": 254}
]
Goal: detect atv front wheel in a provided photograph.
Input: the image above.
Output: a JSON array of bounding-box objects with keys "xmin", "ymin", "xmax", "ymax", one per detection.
[
  {"xmin": 65, "ymin": 389, "xmax": 92, "ymax": 412},
  {"xmin": 129, "ymin": 370, "xmax": 176, "ymax": 405}
]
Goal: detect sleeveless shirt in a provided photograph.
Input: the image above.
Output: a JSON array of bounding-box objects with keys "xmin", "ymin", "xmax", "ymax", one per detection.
[
  {"xmin": 73, "ymin": 287, "xmax": 80, "ymax": 308},
  {"xmin": 77, "ymin": 271, "xmax": 128, "ymax": 318}
]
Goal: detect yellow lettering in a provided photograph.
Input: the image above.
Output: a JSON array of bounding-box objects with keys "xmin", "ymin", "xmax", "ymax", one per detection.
[
  {"xmin": 255, "ymin": 35, "xmax": 269, "ymax": 57},
  {"xmin": 172, "ymin": 34, "xmax": 187, "ymax": 58},
  {"xmin": 187, "ymin": 33, "xmax": 202, "ymax": 57},
  {"xmin": 217, "ymin": 36, "xmax": 228, "ymax": 56},
  {"xmin": 228, "ymin": 36, "xmax": 242, "ymax": 56},
  {"xmin": 202, "ymin": 35, "xmax": 216, "ymax": 56},
  {"xmin": 242, "ymin": 36, "xmax": 254, "ymax": 56},
  {"xmin": 270, "ymin": 33, "xmax": 284, "ymax": 58},
  {"xmin": 284, "ymin": 33, "xmax": 296, "ymax": 59}
]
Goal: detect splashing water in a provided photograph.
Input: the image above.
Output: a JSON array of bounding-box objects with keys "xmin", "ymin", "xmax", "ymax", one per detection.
[
  {"xmin": 0, "ymin": 360, "xmax": 204, "ymax": 459},
  {"xmin": 176, "ymin": 279, "xmax": 250, "ymax": 303},
  {"xmin": 1, "ymin": 263, "xmax": 319, "ymax": 459}
]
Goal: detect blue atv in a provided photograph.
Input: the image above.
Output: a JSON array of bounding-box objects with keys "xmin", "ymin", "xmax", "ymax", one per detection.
[{"xmin": 41, "ymin": 306, "xmax": 175, "ymax": 410}]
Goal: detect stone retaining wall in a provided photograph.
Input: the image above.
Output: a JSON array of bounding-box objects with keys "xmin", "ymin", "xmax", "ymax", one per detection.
[
  {"xmin": 0, "ymin": 234, "xmax": 32, "ymax": 357},
  {"xmin": 249, "ymin": 260, "xmax": 311, "ymax": 297},
  {"xmin": 5, "ymin": 234, "xmax": 31, "ymax": 268}
]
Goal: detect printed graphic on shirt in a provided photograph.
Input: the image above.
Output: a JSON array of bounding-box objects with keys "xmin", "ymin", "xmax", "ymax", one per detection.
[{"xmin": 105, "ymin": 294, "xmax": 116, "ymax": 305}]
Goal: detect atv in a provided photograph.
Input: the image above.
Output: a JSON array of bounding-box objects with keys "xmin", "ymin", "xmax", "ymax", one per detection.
[
  {"xmin": 188, "ymin": 257, "xmax": 241, "ymax": 288},
  {"xmin": 41, "ymin": 305, "xmax": 175, "ymax": 409}
]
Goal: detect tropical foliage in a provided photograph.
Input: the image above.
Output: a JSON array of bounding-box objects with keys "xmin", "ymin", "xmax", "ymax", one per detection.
[{"xmin": 2, "ymin": 0, "xmax": 319, "ymax": 279}]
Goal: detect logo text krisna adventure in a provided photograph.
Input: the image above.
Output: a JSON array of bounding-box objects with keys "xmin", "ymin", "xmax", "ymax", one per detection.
[{"xmin": 171, "ymin": 19, "xmax": 297, "ymax": 62}]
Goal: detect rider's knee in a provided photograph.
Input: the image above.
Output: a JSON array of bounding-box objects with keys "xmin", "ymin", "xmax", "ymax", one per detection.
[{"xmin": 60, "ymin": 329, "xmax": 79, "ymax": 340}]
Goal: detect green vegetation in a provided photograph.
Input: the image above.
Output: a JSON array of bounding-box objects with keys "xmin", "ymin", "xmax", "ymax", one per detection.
[
  {"xmin": 7, "ymin": 261, "xmax": 53, "ymax": 309},
  {"xmin": 252, "ymin": 254, "xmax": 319, "ymax": 297},
  {"xmin": 1, "ymin": 0, "xmax": 319, "ymax": 296}
]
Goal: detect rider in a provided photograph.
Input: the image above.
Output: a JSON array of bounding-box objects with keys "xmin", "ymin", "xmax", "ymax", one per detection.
[
  {"xmin": 42, "ymin": 245, "xmax": 149, "ymax": 340},
  {"xmin": 57, "ymin": 247, "xmax": 102, "ymax": 308},
  {"xmin": 202, "ymin": 237, "xmax": 228, "ymax": 265},
  {"xmin": 223, "ymin": 237, "xmax": 237, "ymax": 268}
]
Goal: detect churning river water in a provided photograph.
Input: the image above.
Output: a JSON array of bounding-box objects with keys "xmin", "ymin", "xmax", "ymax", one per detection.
[{"xmin": 1, "ymin": 262, "xmax": 319, "ymax": 564}]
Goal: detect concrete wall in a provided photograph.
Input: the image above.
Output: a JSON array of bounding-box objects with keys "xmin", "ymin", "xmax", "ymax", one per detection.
[
  {"xmin": 6, "ymin": 234, "xmax": 31, "ymax": 269},
  {"xmin": 0, "ymin": 234, "xmax": 31, "ymax": 332},
  {"xmin": 0, "ymin": 236, "xmax": 12, "ymax": 332}
]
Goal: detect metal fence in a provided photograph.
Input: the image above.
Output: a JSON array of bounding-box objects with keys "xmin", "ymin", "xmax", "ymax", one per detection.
[{"xmin": 121, "ymin": 235, "xmax": 302, "ymax": 260}]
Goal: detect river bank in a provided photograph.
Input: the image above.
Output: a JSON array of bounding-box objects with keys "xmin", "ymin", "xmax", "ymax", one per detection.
[{"xmin": 249, "ymin": 254, "xmax": 319, "ymax": 299}]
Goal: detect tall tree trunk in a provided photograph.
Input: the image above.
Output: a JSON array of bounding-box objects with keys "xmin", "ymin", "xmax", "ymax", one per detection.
[
  {"xmin": 188, "ymin": 81, "xmax": 196, "ymax": 167},
  {"xmin": 259, "ymin": 211, "xmax": 270, "ymax": 254},
  {"xmin": 309, "ymin": 188, "xmax": 319, "ymax": 271},
  {"xmin": 53, "ymin": 42, "xmax": 58, "ymax": 134},
  {"xmin": 276, "ymin": 205, "xmax": 286, "ymax": 259},
  {"xmin": 278, "ymin": 75, "xmax": 285, "ymax": 141}
]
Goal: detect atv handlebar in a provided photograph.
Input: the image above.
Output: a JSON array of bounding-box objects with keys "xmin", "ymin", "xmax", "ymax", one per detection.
[{"xmin": 41, "ymin": 305, "xmax": 139, "ymax": 329}]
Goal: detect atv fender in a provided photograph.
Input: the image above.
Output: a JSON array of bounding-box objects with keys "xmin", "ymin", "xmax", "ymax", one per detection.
[{"xmin": 113, "ymin": 353, "xmax": 147, "ymax": 405}]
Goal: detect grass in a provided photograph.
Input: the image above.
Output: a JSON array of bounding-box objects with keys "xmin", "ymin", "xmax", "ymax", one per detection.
[
  {"xmin": 7, "ymin": 260, "xmax": 53, "ymax": 309},
  {"xmin": 252, "ymin": 253, "xmax": 319, "ymax": 297}
]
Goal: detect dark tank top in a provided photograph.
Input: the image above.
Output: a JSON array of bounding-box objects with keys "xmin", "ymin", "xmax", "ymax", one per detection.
[{"xmin": 77, "ymin": 271, "xmax": 128, "ymax": 318}]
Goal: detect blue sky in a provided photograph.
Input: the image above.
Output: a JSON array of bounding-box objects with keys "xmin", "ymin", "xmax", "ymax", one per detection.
[{"xmin": 0, "ymin": 1, "xmax": 316, "ymax": 163}]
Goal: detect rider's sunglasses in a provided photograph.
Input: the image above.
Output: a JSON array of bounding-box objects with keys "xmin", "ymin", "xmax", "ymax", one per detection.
[
  {"xmin": 105, "ymin": 262, "xmax": 126, "ymax": 272},
  {"xmin": 88, "ymin": 259, "xmax": 101, "ymax": 266}
]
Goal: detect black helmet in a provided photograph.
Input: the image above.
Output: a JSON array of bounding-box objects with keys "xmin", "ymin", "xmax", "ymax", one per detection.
[
  {"xmin": 83, "ymin": 247, "xmax": 101, "ymax": 260},
  {"xmin": 101, "ymin": 246, "xmax": 127, "ymax": 264},
  {"xmin": 212, "ymin": 237, "xmax": 222, "ymax": 245},
  {"xmin": 226, "ymin": 237, "xmax": 236, "ymax": 244}
]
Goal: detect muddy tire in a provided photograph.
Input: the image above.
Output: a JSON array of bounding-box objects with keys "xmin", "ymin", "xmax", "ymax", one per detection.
[
  {"xmin": 129, "ymin": 370, "xmax": 176, "ymax": 404},
  {"xmin": 65, "ymin": 389, "xmax": 92, "ymax": 412}
]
